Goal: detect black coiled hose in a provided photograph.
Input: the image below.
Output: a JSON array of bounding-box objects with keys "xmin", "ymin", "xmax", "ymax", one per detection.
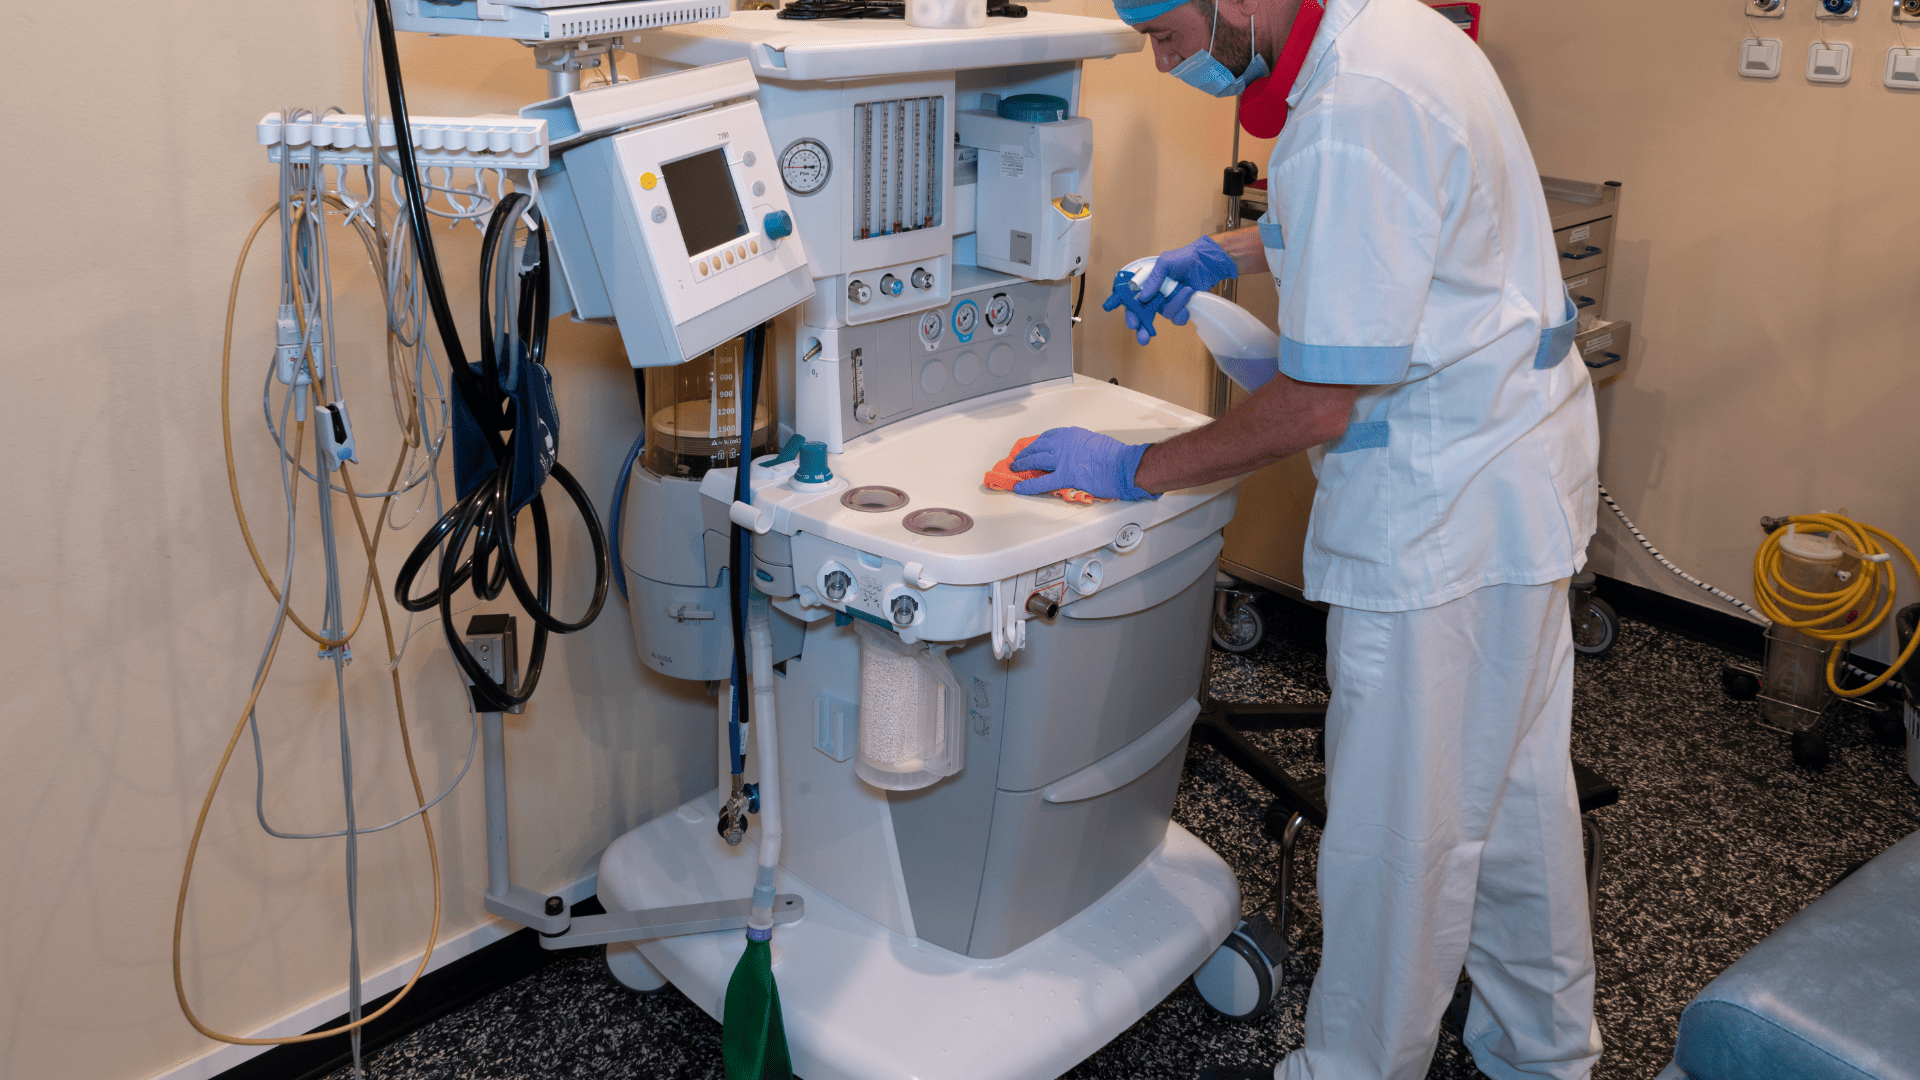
[{"xmin": 373, "ymin": 0, "xmax": 609, "ymax": 711}]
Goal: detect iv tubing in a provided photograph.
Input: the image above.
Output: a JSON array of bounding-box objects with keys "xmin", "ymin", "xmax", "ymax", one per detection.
[
  {"xmin": 1751, "ymin": 513, "xmax": 1920, "ymax": 699},
  {"xmin": 746, "ymin": 592, "xmax": 784, "ymax": 930}
]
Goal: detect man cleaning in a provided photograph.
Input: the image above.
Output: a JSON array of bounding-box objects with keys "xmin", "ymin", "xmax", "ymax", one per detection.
[{"xmin": 1008, "ymin": 1, "xmax": 1605, "ymax": 1077}]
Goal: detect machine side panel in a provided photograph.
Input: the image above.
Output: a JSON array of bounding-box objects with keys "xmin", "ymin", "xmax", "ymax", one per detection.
[
  {"xmin": 624, "ymin": 469, "xmax": 714, "ymax": 587},
  {"xmin": 563, "ymin": 139, "xmax": 680, "ymax": 367},
  {"xmin": 885, "ymin": 636, "xmax": 1009, "ymax": 954},
  {"xmin": 967, "ymin": 730, "xmax": 1189, "ymax": 959},
  {"xmin": 774, "ymin": 618, "xmax": 916, "ymax": 936},
  {"xmin": 996, "ymin": 548, "xmax": 1215, "ymax": 792},
  {"xmin": 534, "ymin": 159, "xmax": 614, "ymax": 320}
]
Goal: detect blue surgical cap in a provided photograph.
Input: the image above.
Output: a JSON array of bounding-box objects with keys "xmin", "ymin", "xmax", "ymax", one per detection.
[{"xmin": 1112, "ymin": 0, "xmax": 1191, "ymax": 26}]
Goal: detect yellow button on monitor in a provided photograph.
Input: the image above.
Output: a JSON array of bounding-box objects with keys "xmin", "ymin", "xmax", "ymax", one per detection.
[
  {"xmin": 640, "ymin": 172, "xmax": 658, "ymax": 190},
  {"xmin": 750, "ymin": 240, "xmax": 760, "ymax": 255},
  {"xmin": 737, "ymin": 245, "xmax": 748, "ymax": 260},
  {"xmin": 698, "ymin": 262, "xmax": 709, "ymax": 276}
]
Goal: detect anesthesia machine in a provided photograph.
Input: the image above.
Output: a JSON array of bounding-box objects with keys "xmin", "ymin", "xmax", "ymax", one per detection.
[
  {"xmin": 523, "ymin": 12, "xmax": 1248, "ymax": 1080},
  {"xmin": 204, "ymin": 3, "xmax": 1255, "ymax": 1077}
]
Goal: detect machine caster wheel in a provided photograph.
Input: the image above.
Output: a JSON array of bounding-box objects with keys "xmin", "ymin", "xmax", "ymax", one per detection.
[
  {"xmin": 1193, "ymin": 915, "xmax": 1284, "ymax": 1020},
  {"xmin": 1213, "ymin": 601, "xmax": 1265, "ymax": 654},
  {"xmin": 603, "ymin": 942, "xmax": 671, "ymax": 994},
  {"xmin": 1571, "ymin": 596, "xmax": 1617, "ymax": 655},
  {"xmin": 1789, "ymin": 730, "xmax": 1830, "ymax": 770},
  {"xmin": 1722, "ymin": 663, "xmax": 1762, "ymax": 701}
]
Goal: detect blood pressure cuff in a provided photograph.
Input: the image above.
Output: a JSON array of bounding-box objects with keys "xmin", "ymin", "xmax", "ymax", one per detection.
[{"xmin": 452, "ymin": 351, "xmax": 560, "ymax": 514}]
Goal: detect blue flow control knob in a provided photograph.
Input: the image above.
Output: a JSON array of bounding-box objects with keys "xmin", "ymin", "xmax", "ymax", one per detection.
[
  {"xmin": 794, "ymin": 440, "xmax": 832, "ymax": 484},
  {"xmin": 763, "ymin": 210, "xmax": 794, "ymax": 240}
]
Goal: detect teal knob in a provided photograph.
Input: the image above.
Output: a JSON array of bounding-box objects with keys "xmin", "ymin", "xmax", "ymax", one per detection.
[
  {"xmin": 795, "ymin": 440, "xmax": 831, "ymax": 484},
  {"xmin": 764, "ymin": 211, "xmax": 794, "ymax": 240}
]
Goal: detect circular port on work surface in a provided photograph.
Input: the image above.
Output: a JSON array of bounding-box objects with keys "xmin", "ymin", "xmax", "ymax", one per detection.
[
  {"xmin": 904, "ymin": 508, "xmax": 974, "ymax": 536},
  {"xmin": 842, "ymin": 486, "xmax": 909, "ymax": 513}
]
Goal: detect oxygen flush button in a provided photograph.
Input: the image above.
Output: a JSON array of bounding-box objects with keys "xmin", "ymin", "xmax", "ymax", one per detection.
[{"xmin": 1111, "ymin": 523, "xmax": 1144, "ymax": 553}]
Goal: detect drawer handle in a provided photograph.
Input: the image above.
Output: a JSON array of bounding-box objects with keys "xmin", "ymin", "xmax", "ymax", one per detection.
[
  {"xmin": 1562, "ymin": 245, "xmax": 1603, "ymax": 261},
  {"xmin": 1584, "ymin": 351, "xmax": 1624, "ymax": 370},
  {"xmin": 1575, "ymin": 295, "xmax": 1597, "ymax": 309}
]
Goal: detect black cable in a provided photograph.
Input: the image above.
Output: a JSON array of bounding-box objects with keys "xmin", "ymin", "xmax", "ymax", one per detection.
[
  {"xmin": 1073, "ymin": 271, "xmax": 1087, "ymax": 320},
  {"xmin": 777, "ymin": 0, "xmax": 903, "ymax": 19},
  {"xmin": 776, "ymin": 0, "xmax": 1024, "ymax": 16},
  {"xmin": 727, "ymin": 325, "xmax": 768, "ymax": 739},
  {"xmin": 374, "ymin": 1, "xmax": 608, "ymax": 711}
]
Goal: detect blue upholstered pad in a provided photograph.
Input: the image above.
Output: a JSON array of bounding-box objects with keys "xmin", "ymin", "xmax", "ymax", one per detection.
[{"xmin": 1674, "ymin": 831, "xmax": 1920, "ymax": 1080}]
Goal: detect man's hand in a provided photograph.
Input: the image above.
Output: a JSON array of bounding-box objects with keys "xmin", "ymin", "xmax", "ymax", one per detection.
[
  {"xmin": 1127, "ymin": 236, "xmax": 1239, "ymax": 345},
  {"xmin": 1011, "ymin": 428, "xmax": 1160, "ymax": 501}
]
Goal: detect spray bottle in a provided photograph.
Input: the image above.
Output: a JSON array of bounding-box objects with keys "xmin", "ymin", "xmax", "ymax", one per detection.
[{"xmin": 1111, "ymin": 256, "xmax": 1280, "ymax": 392}]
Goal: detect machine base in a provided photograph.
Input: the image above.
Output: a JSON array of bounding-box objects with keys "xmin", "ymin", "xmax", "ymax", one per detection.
[{"xmin": 597, "ymin": 792, "xmax": 1240, "ymax": 1080}]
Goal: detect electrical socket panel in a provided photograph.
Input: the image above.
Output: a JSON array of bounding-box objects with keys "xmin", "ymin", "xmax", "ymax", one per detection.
[
  {"xmin": 1807, "ymin": 40, "xmax": 1854, "ymax": 81},
  {"xmin": 1740, "ymin": 37, "xmax": 1785, "ymax": 78},
  {"xmin": 1886, "ymin": 46, "xmax": 1920, "ymax": 87}
]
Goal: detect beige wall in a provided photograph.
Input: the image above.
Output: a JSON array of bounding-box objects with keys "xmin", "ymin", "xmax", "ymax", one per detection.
[
  {"xmin": 1478, "ymin": 0, "xmax": 1920, "ymax": 658},
  {"xmin": 11, "ymin": 2, "xmax": 1920, "ymax": 1078},
  {"xmin": 2, "ymin": 8, "xmax": 718, "ymax": 1079}
]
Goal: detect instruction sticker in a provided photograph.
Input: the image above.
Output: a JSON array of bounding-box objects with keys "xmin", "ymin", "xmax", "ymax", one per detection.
[
  {"xmin": 999, "ymin": 151, "xmax": 1025, "ymax": 178},
  {"xmin": 1570, "ymin": 224, "xmax": 1592, "ymax": 243},
  {"xmin": 1582, "ymin": 333, "xmax": 1614, "ymax": 354}
]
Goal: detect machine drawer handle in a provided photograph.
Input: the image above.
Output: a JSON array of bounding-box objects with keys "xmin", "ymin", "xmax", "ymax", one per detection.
[
  {"xmin": 1042, "ymin": 699, "xmax": 1200, "ymax": 804},
  {"xmin": 1575, "ymin": 295, "xmax": 1596, "ymax": 309},
  {"xmin": 1562, "ymin": 245, "xmax": 1603, "ymax": 261},
  {"xmin": 1584, "ymin": 351, "xmax": 1624, "ymax": 370}
]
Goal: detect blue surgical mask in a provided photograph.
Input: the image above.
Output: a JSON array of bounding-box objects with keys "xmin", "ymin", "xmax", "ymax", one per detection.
[{"xmin": 1168, "ymin": 7, "xmax": 1269, "ymax": 98}]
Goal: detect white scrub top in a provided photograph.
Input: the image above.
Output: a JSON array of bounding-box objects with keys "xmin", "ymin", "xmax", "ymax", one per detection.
[{"xmin": 1260, "ymin": 0, "xmax": 1599, "ymax": 613}]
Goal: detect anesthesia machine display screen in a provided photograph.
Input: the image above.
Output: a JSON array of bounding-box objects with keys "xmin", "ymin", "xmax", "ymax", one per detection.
[{"xmin": 661, "ymin": 148, "xmax": 750, "ymax": 258}]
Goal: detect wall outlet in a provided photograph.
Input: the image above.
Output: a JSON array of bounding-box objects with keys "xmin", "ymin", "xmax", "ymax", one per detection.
[{"xmin": 1741, "ymin": 37, "xmax": 1784, "ymax": 78}]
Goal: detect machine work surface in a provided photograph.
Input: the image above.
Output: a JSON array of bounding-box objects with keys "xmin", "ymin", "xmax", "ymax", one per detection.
[
  {"xmin": 629, "ymin": 10, "xmax": 1143, "ymax": 81},
  {"xmin": 594, "ymin": 795, "xmax": 1240, "ymax": 1080},
  {"xmin": 756, "ymin": 375, "xmax": 1236, "ymax": 585}
]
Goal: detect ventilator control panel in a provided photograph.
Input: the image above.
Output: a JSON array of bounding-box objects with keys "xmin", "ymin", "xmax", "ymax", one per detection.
[{"xmin": 792, "ymin": 271, "xmax": 1071, "ymax": 453}]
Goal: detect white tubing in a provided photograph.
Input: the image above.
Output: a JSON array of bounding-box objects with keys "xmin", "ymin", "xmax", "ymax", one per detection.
[{"xmin": 745, "ymin": 592, "xmax": 783, "ymax": 930}]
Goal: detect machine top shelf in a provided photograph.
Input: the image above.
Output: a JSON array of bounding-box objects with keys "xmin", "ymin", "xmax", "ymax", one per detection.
[{"xmin": 626, "ymin": 10, "xmax": 1144, "ymax": 82}]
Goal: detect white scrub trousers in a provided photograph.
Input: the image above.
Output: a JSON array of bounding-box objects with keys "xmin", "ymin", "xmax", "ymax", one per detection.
[{"xmin": 1276, "ymin": 580, "xmax": 1603, "ymax": 1080}]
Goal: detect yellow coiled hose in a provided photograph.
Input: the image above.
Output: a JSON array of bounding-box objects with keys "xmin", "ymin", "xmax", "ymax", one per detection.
[{"xmin": 1752, "ymin": 513, "xmax": 1920, "ymax": 698}]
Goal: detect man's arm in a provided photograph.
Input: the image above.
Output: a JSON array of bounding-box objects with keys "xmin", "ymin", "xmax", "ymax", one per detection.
[
  {"xmin": 1208, "ymin": 224, "xmax": 1271, "ymax": 279},
  {"xmin": 1133, "ymin": 373, "xmax": 1356, "ymax": 493}
]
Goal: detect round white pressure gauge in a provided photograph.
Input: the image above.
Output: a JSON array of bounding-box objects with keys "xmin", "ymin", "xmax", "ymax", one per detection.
[
  {"xmin": 986, "ymin": 293, "xmax": 1014, "ymax": 330},
  {"xmin": 918, "ymin": 309, "xmax": 945, "ymax": 348},
  {"xmin": 778, "ymin": 138, "xmax": 831, "ymax": 196}
]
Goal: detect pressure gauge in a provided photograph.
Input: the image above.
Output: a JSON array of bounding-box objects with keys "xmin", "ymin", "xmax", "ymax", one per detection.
[
  {"xmin": 918, "ymin": 309, "xmax": 945, "ymax": 349},
  {"xmin": 986, "ymin": 293, "xmax": 1014, "ymax": 332},
  {"xmin": 953, "ymin": 300, "xmax": 979, "ymax": 336},
  {"xmin": 778, "ymin": 138, "xmax": 831, "ymax": 196}
]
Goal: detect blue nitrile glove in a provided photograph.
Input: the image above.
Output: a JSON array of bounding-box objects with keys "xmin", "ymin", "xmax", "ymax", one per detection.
[
  {"xmin": 1011, "ymin": 427, "xmax": 1159, "ymax": 501},
  {"xmin": 1127, "ymin": 236, "xmax": 1238, "ymax": 346}
]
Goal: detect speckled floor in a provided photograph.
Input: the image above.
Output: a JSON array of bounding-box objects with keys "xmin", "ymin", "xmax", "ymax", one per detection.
[{"xmin": 326, "ymin": 602, "xmax": 1919, "ymax": 1080}]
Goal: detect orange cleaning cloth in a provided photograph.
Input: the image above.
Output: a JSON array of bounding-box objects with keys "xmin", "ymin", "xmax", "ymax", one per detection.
[{"xmin": 983, "ymin": 435, "xmax": 1108, "ymax": 505}]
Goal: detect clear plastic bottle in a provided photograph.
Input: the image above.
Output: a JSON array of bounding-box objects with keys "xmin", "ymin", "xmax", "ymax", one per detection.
[{"xmin": 1119, "ymin": 256, "xmax": 1279, "ymax": 391}]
